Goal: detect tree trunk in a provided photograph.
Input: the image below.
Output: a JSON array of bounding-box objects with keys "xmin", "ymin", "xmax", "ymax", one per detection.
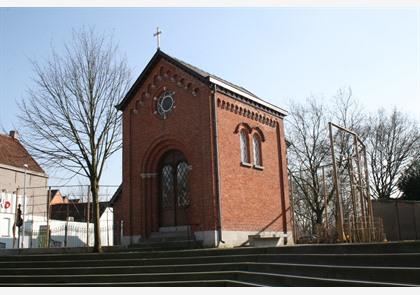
[
  {"xmin": 91, "ymin": 178, "xmax": 102, "ymax": 253},
  {"xmin": 316, "ymin": 210, "xmax": 323, "ymax": 226}
]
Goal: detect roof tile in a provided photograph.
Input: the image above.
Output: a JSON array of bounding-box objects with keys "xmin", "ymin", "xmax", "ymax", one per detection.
[{"xmin": 0, "ymin": 133, "xmax": 45, "ymax": 174}]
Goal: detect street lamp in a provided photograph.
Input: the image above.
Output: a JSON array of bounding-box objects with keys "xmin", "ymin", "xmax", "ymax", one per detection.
[{"xmin": 21, "ymin": 164, "xmax": 28, "ymax": 248}]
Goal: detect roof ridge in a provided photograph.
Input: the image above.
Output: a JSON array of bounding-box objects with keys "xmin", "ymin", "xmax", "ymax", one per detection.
[
  {"xmin": 164, "ymin": 52, "xmax": 210, "ymax": 77},
  {"xmin": 161, "ymin": 50, "xmax": 260, "ymax": 99}
]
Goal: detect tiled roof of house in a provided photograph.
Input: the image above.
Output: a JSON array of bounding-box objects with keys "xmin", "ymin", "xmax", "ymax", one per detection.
[
  {"xmin": 109, "ymin": 184, "xmax": 122, "ymax": 205},
  {"xmin": 0, "ymin": 133, "xmax": 45, "ymax": 174},
  {"xmin": 50, "ymin": 202, "xmax": 110, "ymax": 222},
  {"xmin": 50, "ymin": 189, "xmax": 59, "ymax": 199}
]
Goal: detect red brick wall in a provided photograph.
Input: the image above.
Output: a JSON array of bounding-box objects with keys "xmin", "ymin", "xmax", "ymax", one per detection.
[
  {"xmin": 216, "ymin": 92, "xmax": 291, "ymax": 234},
  {"xmin": 119, "ymin": 58, "xmax": 218, "ymax": 238},
  {"xmin": 116, "ymin": 56, "xmax": 292, "ymax": 243}
]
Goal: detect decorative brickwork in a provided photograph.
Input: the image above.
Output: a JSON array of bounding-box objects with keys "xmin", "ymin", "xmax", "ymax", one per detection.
[{"xmin": 113, "ymin": 50, "xmax": 293, "ymax": 247}]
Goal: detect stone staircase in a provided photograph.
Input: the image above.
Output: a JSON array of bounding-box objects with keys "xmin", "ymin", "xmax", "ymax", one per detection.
[
  {"xmin": 0, "ymin": 241, "xmax": 419, "ymax": 286},
  {"xmin": 129, "ymin": 226, "xmax": 202, "ymax": 250}
]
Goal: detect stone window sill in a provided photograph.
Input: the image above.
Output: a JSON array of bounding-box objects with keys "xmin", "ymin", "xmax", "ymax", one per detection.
[
  {"xmin": 253, "ymin": 164, "xmax": 264, "ymax": 170},
  {"xmin": 240, "ymin": 162, "xmax": 252, "ymax": 168}
]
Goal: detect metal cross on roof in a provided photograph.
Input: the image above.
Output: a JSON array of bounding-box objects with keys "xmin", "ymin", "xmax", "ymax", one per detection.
[{"xmin": 153, "ymin": 27, "xmax": 162, "ymax": 49}]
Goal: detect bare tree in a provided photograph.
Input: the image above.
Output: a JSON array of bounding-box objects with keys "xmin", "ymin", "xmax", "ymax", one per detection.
[
  {"xmin": 287, "ymin": 97, "xmax": 330, "ymax": 229},
  {"xmin": 19, "ymin": 29, "xmax": 131, "ymax": 252},
  {"xmin": 365, "ymin": 109, "xmax": 420, "ymax": 199},
  {"xmin": 287, "ymin": 87, "xmax": 365, "ymax": 236}
]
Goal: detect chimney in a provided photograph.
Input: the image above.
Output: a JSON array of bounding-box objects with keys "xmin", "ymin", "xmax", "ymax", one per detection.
[{"xmin": 9, "ymin": 130, "xmax": 19, "ymax": 140}]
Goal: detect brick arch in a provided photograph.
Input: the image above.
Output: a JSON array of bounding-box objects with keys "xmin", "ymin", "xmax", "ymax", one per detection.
[
  {"xmin": 234, "ymin": 122, "xmax": 252, "ymax": 134},
  {"xmin": 135, "ymin": 99, "xmax": 142, "ymax": 110},
  {"xmin": 139, "ymin": 137, "xmax": 192, "ymax": 237},
  {"xmin": 150, "ymin": 86, "xmax": 165, "ymax": 109},
  {"xmin": 141, "ymin": 137, "xmax": 191, "ymax": 172},
  {"xmin": 153, "ymin": 75, "xmax": 160, "ymax": 86},
  {"xmin": 178, "ymin": 78, "xmax": 185, "ymax": 87},
  {"xmin": 252, "ymin": 127, "xmax": 266, "ymax": 142}
]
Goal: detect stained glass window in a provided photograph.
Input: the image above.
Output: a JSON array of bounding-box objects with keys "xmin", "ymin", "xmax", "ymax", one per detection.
[
  {"xmin": 240, "ymin": 130, "xmax": 249, "ymax": 163},
  {"xmin": 157, "ymin": 91, "xmax": 175, "ymax": 119},
  {"xmin": 161, "ymin": 165, "xmax": 174, "ymax": 208},
  {"xmin": 253, "ymin": 134, "xmax": 262, "ymax": 166},
  {"xmin": 176, "ymin": 161, "xmax": 190, "ymax": 208}
]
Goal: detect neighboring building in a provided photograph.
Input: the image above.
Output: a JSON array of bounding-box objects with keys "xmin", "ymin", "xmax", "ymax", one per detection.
[
  {"xmin": 0, "ymin": 131, "xmax": 48, "ymax": 201},
  {"xmin": 49, "ymin": 190, "xmax": 70, "ymax": 205},
  {"xmin": 0, "ymin": 130, "xmax": 48, "ymax": 247},
  {"xmin": 112, "ymin": 50, "xmax": 293, "ymax": 247},
  {"xmin": 50, "ymin": 201, "xmax": 110, "ymax": 222},
  {"xmin": 49, "ymin": 198, "xmax": 114, "ymax": 247}
]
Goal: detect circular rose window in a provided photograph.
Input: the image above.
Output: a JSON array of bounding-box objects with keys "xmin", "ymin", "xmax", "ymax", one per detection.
[{"xmin": 157, "ymin": 91, "xmax": 175, "ymax": 119}]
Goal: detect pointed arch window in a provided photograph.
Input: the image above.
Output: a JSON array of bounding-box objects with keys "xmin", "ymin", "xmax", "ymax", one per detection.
[
  {"xmin": 253, "ymin": 133, "xmax": 263, "ymax": 168},
  {"xmin": 239, "ymin": 129, "xmax": 250, "ymax": 164},
  {"xmin": 161, "ymin": 165, "xmax": 174, "ymax": 209},
  {"xmin": 176, "ymin": 161, "xmax": 190, "ymax": 208}
]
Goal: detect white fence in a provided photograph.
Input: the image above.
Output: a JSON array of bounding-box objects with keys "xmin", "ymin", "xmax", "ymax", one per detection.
[{"xmin": 0, "ymin": 191, "xmax": 113, "ymax": 249}]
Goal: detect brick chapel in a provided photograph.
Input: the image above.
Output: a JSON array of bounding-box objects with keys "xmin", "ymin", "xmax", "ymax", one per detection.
[{"xmin": 112, "ymin": 50, "xmax": 293, "ymax": 247}]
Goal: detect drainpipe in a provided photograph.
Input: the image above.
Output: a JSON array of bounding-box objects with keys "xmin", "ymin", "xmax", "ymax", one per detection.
[
  {"xmin": 212, "ymin": 84, "xmax": 224, "ymax": 246},
  {"xmin": 276, "ymin": 121, "xmax": 288, "ymax": 244}
]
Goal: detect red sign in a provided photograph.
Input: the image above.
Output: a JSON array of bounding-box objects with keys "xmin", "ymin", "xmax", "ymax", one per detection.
[{"xmin": 0, "ymin": 194, "xmax": 14, "ymax": 213}]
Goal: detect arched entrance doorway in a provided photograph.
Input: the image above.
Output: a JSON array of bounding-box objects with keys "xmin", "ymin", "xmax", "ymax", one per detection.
[{"xmin": 158, "ymin": 150, "xmax": 190, "ymax": 227}]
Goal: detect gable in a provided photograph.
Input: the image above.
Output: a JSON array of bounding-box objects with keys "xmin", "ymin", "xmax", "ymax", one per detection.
[
  {"xmin": 116, "ymin": 50, "xmax": 288, "ymax": 118},
  {"xmin": 116, "ymin": 50, "xmax": 208, "ymax": 111}
]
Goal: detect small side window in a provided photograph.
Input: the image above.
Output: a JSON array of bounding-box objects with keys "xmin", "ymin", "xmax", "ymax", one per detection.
[
  {"xmin": 253, "ymin": 134, "xmax": 263, "ymax": 168},
  {"xmin": 240, "ymin": 129, "xmax": 250, "ymax": 164}
]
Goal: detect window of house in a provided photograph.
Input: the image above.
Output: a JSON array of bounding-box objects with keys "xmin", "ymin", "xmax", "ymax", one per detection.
[
  {"xmin": 253, "ymin": 134, "xmax": 263, "ymax": 168},
  {"xmin": 240, "ymin": 129, "xmax": 250, "ymax": 164}
]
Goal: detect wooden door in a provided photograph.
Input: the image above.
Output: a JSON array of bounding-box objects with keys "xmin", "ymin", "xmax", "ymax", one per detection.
[{"xmin": 159, "ymin": 150, "xmax": 190, "ymax": 227}]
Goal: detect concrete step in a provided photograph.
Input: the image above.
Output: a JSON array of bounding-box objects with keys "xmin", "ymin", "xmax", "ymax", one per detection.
[
  {"xmin": 235, "ymin": 271, "xmax": 417, "ymax": 287},
  {"xmin": 247, "ymin": 262, "xmax": 420, "ymax": 285},
  {"xmin": 128, "ymin": 239, "xmax": 202, "ymax": 251},
  {"xmin": 149, "ymin": 230, "xmax": 191, "ymax": 239},
  {"xmin": 0, "ymin": 270, "xmax": 414, "ymax": 287},
  {"xmin": 1, "ymin": 253, "xmax": 419, "ymax": 268},
  {"xmin": 0, "ymin": 271, "xmax": 239, "ymax": 284},
  {"xmin": 0, "ymin": 280, "xmax": 264, "ymax": 287},
  {"xmin": 2, "ymin": 241, "xmax": 419, "ymax": 261},
  {"xmin": 122, "ymin": 240, "xmax": 420, "ymax": 254},
  {"xmin": 1, "ymin": 242, "xmax": 419, "ymax": 286},
  {"xmin": 1, "ymin": 261, "xmax": 419, "ymax": 285},
  {"xmin": 130, "ymin": 228, "xmax": 200, "ymax": 250}
]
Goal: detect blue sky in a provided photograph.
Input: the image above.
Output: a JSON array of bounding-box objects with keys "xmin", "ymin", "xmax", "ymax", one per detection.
[{"xmin": 0, "ymin": 7, "xmax": 419, "ymax": 187}]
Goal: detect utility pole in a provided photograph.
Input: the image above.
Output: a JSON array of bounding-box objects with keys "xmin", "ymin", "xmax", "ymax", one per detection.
[
  {"xmin": 21, "ymin": 164, "xmax": 28, "ymax": 248},
  {"xmin": 86, "ymin": 186, "xmax": 90, "ymax": 247},
  {"xmin": 47, "ymin": 186, "xmax": 51, "ymax": 248}
]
